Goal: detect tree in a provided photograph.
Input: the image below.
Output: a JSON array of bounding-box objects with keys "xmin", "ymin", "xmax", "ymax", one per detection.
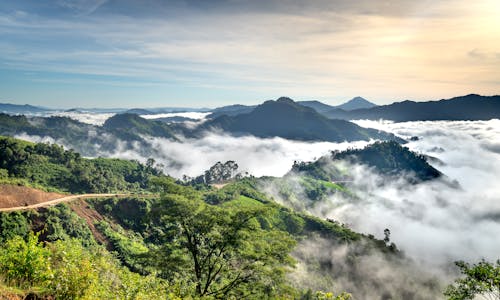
[
  {"xmin": 383, "ymin": 228, "xmax": 391, "ymax": 244},
  {"xmin": 444, "ymin": 259, "xmax": 500, "ymax": 300},
  {"xmin": 150, "ymin": 193, "xmax": 296, "ymax": 298}
]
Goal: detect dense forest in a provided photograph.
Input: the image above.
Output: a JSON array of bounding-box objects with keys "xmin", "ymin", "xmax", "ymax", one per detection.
[{"xmin": 0, "ymin": 136, "xmax": 494, "ymax": 299}]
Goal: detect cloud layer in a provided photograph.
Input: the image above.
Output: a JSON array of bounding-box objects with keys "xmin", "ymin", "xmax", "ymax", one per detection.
[
  {"xmin": 14, "ymin": 118, "xmax": 500, "ymax": 278},
  {"xmin": 305, "ymin": 120, "xmax": 500, "ymax": 268}
]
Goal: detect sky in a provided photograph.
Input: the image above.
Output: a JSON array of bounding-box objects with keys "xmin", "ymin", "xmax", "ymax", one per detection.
[{"xmin": 0, "ymin": 0, "xmax": 499, "ymax": 108}]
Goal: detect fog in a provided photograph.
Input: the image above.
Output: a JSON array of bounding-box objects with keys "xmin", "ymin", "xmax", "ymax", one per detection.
[
  {"xmin": 51, "ymin": 111, "xmax": 116, "ymax": 126},
  {"xmin": 298, "ymin": 119, "xmax": 500, "ymax": 268},
  {"xmin": 12, "ymin": 118, "xmax": 500, "ymax": 298},
  {"xmin": 140, "ymin": 112, "xmax": 211, "ymax": 120},
  {"xmin": 18, "ymin": 110, "xmax": 210, "ymax": 126},
  {"xmin": 290, "ymin": 237, "xmax": 443, "ymax": 299},
  {"xmin": 106, "ymin": 133, "xmax": 371, "ymax": 178}
]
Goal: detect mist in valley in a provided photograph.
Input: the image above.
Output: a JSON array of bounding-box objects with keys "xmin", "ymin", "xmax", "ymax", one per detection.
[{"xmin": 12, "ymin": 116, "xmax": 500, "ymax": 298}]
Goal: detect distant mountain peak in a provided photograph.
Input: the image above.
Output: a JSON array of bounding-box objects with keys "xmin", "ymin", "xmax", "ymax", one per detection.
[
  {"xmin": 276, "ymin": 96, "xmax": 295, "ymax": 103},
  {"xmin": 351, "ymin": 96, "xmax": 365, "ymax": 100},
  {"xmin": 336, "ymin": 97, "xmax": 377, "ymax": 111}
]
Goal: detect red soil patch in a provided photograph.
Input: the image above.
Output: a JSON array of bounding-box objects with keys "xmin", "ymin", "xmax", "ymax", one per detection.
[
  {"xmin": 68, "ymin": 201, "xmax": 110, "ymax": 247},
  {"xmin": 0, "ymin": 184, "xmax": 64, "ymax": 209}
]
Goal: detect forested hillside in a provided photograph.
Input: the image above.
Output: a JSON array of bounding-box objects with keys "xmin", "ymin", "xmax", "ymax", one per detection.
[
  {"xmin": 0, "ymin": 136, "xmax": 160, "ymax": 193},
  {"xmin": 291, "ymin": 141, "xmax": 442, "ymax": 182},
  {"xmin": 0, "ymin": 136, "xmax": 445, "ymax": 299}
]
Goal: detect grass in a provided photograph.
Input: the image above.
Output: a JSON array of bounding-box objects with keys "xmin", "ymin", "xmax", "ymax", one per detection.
[
  {"xmin": 222, "ymin": 195, "xmax": 264, "ymax": 208},
  {"xmin": 319, "ymin": 180, "xmax": 348, "ymax": 192}
]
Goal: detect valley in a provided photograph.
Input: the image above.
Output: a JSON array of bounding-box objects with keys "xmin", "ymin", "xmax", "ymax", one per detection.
[{"xmin": 0, "ymin": 99, "xmax": 498, "ymax": 298}]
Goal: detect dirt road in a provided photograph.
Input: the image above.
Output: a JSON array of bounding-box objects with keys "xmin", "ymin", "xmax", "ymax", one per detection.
[{"xmin": 0, "ymin": 193, "xmax": 157, "ymax": 212}]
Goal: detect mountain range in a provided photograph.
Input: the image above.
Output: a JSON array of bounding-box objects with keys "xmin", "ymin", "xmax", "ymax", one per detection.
[
  {"xmin": 207, "ymin": 96, "xmax": 377, "ymax": 119},
  {"xmin": 0, "ymin": 103, "xmax": 49, "ymax": 114},
  {"xmin": 0, "ymin": 97, "xmax": 403, "ymax": 148},
  {"xmin": 194, "ymin": 97, "xmax": 402, "ymax": 142},
  {"xmin": 298, "ymin": 96, "xmax": 377, "ymax": 113},
  {"xmin": 4, "ymin": 94, "xmax": 497, "ymax": 123},
  {"xmin": 322, "ymin": 94, "xmax": 500, "ymax": 121}
]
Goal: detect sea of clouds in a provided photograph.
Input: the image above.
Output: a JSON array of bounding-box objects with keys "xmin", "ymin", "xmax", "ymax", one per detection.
[
  {"xmin": 14, "ymin": 117, "xmax": 500, "ymax": 284},
  {"xmin": 263, "ymin": 119, "xmax": 500, "ymax": 270}
]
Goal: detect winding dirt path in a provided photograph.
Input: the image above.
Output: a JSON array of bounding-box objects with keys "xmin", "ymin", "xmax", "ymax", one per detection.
[{"xmin": 0, "ymin": 193, "xmax": 157, "ymax": 212}]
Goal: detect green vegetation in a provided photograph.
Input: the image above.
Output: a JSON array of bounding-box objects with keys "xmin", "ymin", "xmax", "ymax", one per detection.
[
  {"xmin": 0, "ymin": 135, "xmax": 442, "ymax": 299},
  {"xmin": 150, "ymin": 190, "xmax": 296, "ymax": 298},
  {"xmin": 292, "ymin": 141, "xmax": 441, "ymax": 183},
  {"xmin": 331, "ymin": 141, "xmax": 442, "ymax": 181},
  {"xmin": 0, "ymin": 136, "xmax": 160, "ymax": 193},
  {"xmin": 0, "ymin": 112, "xmax": 179, "ymax": 157},
  {"xmin": 0, "ymin": 232, "xmax": 167, "ymax": 299},
  {"xmin": 103, "ymin": 113, "xmax": 178, "ymax": 141},
  {"xmin": 188, "ymin": 160, "xmax": 244, "ymax": 184},
  {"xmin": 444, "ymin": 259, "xmax": 500, "ymax": 299}
]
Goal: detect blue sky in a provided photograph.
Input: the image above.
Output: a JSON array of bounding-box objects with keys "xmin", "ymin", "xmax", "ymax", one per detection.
[{"xmin": 1, "ymin": 0, "xmax": 499, "ymax": 108}]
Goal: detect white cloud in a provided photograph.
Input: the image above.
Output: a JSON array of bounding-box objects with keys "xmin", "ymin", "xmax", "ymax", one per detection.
[
  {"xmin": 50, "ymin": 111, "xmax": 116, "ymax": 125},
  {"xmin": 302, "ymin": 119, "xmax": 500, "ymax": 268},
  {"xmin": 141, "ymin": 112, "xmax": 210, "ymax": 120},
  {"xmin": 136, "ymin": 133, "xmax": 371, "ymax": 178},
  {"xmin": 1, "ymin": 0, "xmax": 499, "ymax": 104}
]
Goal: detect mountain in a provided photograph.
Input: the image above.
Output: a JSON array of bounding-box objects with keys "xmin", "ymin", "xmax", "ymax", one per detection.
[
  {"xmin": 298, "ymin": 97, "xmax": 377, "ymax": 114},
  {"xmin": 324, "ymin": 94, "xmax": 500, "ymax": 121},
  {"xmin": 124, "ymin": 108, "xmax": 155, "ymax": 115},
  {"xmin": 336, "ymin": 96, "xmax": 377, "ymax": 110},
  {"xmin": 208, "ymin": 104, "xmax": 256, "ymax": 118},
  {"xmin": 196, "ymin": 97, "xmax": 404, "ymax": 142},
  {"xmin": 102, "ymin": 113, "xmax": 178, "ymax": 141},
  {"xmin": 0, "ymin": 102, "xmax": 50, "ymax": 114},
  {"xmin": 297, "ymin": 100, "xmax": 336, "ymax": 113}
]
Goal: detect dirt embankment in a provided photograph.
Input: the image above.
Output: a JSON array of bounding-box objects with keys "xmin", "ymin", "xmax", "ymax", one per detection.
[
  {"xmin": 68, "ymin": 201, "xmax": 109, "ymax": 246},
  {"xmin": 0, "ymin": 184, "xmax": 64, "ymax": 209}
]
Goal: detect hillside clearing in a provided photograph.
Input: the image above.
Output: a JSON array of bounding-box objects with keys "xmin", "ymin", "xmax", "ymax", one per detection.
[{"xmin": 0, "ymin": 184, "xmax": 64, "ymax": 208}]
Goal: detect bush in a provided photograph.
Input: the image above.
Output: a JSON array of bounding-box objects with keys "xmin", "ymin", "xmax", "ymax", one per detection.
[
  {"xmin": 0, "ymin": 232, "xmax": 52, "ymax": 288},
  {"xmin": 48, "ymin": 239, "xmax": 96, "ymax": 300}
]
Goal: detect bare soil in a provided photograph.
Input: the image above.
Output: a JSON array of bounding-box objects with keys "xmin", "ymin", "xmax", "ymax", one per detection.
[
  {"xmin": 68, "ymin": 201, "xmax": 110, "ymax": 247},
  {"xmin": 0, "ymin": 184, "xmax": 64, "ymax": 208}
]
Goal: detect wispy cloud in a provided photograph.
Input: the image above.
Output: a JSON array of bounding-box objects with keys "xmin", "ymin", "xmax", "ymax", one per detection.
[
  {"xmin": 1, "ymin": 0, "xmax": 499, "ymax": 106},
  {"xmin": 56, "ymin": 0, "xmax": 108, "ymax": 15}
]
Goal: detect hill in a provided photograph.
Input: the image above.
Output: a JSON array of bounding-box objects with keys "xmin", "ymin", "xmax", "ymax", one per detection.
[
  {"xmin": 103, "ymin": 113, "xmax": 178, "ymax": 141},
  {"xmin": 0, "ymin": 113, "xmax": 179, "ymax": 156},
  {"xmin": 323, "ymin": 94, "xmax": 500, "ymax": 121},
  {"xmin": 196, "ymin": 97, "xmax": 404, "ymax": 142},
  {"xmin": 0, "ymin": 136, "xmax": 160, "ymax": 193},
  {"xmin": 0, "ymin": 136, "xmax": 444, "ymax": 299},
  {"xmin": 292, "ymin": 141, "xmax": 441, "ymax": 182},
  {"xmin": 124, "ymin": 108, "xmax": 154, "ymax": 115}
]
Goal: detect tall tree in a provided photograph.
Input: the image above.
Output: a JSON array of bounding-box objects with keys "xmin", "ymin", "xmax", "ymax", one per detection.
[{"xmin": 150, "ymin": 193, "xmax": 296, "ymax": 298}]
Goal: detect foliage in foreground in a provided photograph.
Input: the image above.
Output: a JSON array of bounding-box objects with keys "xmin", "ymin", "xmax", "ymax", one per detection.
[
  {"xmin": 0, "ymin": 232, "xmax": 167, "ymax": 299},
  {"xmin": 444, "ymin": 259, "xmax": 500, "ymax": 300},
  {"xmin": 150, "ymin": 179, "xmax": 297, "ymax": 298}
]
